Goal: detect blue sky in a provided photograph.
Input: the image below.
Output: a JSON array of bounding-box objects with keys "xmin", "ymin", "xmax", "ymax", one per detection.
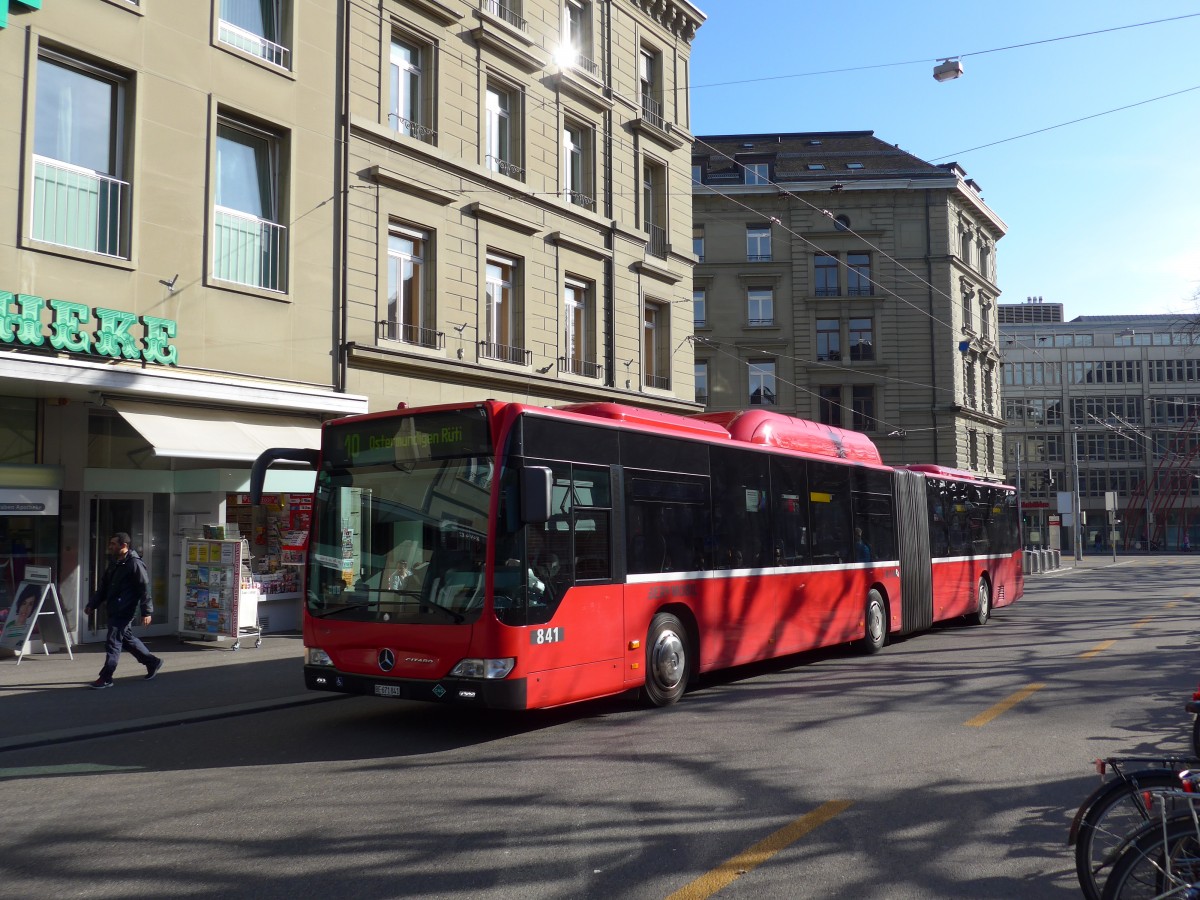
[{"xmin": 688, "ymin": 1, "xmax": 1200, "ymax": 323}]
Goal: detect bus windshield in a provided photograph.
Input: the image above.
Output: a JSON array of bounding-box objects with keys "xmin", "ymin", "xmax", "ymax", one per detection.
[{"xmin": 307, "ymin": 408, "xmax": 494, "ymax": 625}]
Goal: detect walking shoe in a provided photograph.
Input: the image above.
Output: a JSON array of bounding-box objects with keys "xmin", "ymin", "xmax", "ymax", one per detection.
[
  {"xmin": 88, "ymin": 678, "xmax": 113, "ymax": 690},
  {"xmin": 145, "ymin": 658, "xmax": 163, "ymax": 681}
]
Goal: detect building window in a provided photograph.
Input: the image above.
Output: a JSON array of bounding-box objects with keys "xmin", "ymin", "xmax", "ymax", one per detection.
[
  {"xmin": 484, "ymin": 0, "xmax": 526, "ymax": 30},
  {"xmin": 847, "ymin": 253, "xmax": 871, "ymax": 296},
  {"xmin": 213, "ymin": 117, "xmax": 287, "ymax": 292},
  {"xmin": 644, "ymin": 300, "xmax": 670, "ymax": 389},
  {"xmin": 851, "ymin": 386, "xmax": 875, "ymax": 431},
  {"xmin": 816, "ymin": 319, "xmax": 840, "ymax": 361},
  {"xmin": 218, "ymin": 0, "xmax": 290, "ymax": 69},
  {"xmin": 385, "ymin": 225, "xmax": 437, "ymax": 347},
  {"xmin": 969, "ymin": 430, "xmax": 979, "ymax": 469},
  {"xmin": 695, "ymin": 360, "xmax": 709, "ymax": 405},
  {"xmin": 562, "ymin": 0, "xmax": 595, "ymax": 73},
  {"xmin": 485, "ymin": 83, "xmax": 522, "ymax": 180},
  {"xmin": 834, "ymin": 214, "xmax": 851, "ymax": 231},
  {"xmin": 814, "ymin": 253, "xmax": 839, "ymax": 296},
  {"xmin": 643, "ymin": 160, "xmax": 667, "ymax": 258},
  {"xmin": 848, "ymin": 318, "xmax": 874, "ymax": 361},
  {"xmin": 819, "ymin": 385, "xmax": 841, "ymax": 426},
  {"xmin": 693, "ymin": 226, "xmax": 704, "ymax": 262},
  {"xmin": 639, "ymin": 47, "xmax": 663, "ymax": 129},
  {"xmin": 746, "ymin": 225, "xmax": 771, "ymax": 261},
  {"xmin": 563, "ymin": 119, "xmax": 594, "ymax": 210},
  {"xmin": 691, "ymin": 164, "xmax": 702, "ymax": 184},
  {"xmin": 483, "ymin": 253, "xmax": 526, "ymax": 364},
  {"xmin": 747, "ymin": 288, "xmax": 773, "ymax": 326},
  {"xmin": 693, "ymin": 289, "xmax": 706, "ymax": 328},
  {"xmin": 979, "ymin": 242, "xmax": 991, "ymax": 279},
  {"xmin": 983, "ymin": 365, "xmax": 994, "ymax": 415},
  {"xmin": 31, "ymin": 52, "xmax": 129, "ymax": 259},
  {"xmin": 744, "ymin": 162, "xmax": 769, "ymax": 185},
  {"xmin": 964, "ymin": 356, "xmax": 977, "ymax": 407},
  {"xmin": 390, "ymin": 36, "xmax": 434, "ymax": 141},
  {"xmin": 749, "ymin": 360, "xmax": 776, "ymax": 405},
  {"xmin": 561, "ymin": 277, "xmax": 598, "ymax": 377},
  {"xmin": 960, "ymin": 227, "xmax": 972, "ymax": 265}
]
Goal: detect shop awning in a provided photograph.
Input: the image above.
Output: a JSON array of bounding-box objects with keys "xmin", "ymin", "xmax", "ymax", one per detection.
[{"xmin": 108, "ymin": 400, "xmax": 322, "ymax": 463}]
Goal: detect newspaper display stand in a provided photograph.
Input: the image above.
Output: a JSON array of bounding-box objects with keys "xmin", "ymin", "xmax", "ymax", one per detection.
[{"xmin": 178, "ymin": 537, "xmax": 262, "ymax": 649}]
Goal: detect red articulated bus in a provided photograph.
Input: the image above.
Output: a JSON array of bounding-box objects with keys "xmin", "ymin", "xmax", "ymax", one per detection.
[{"xmin": 251, "ymin": 399, "xmax": 1022, "ymax": 710}]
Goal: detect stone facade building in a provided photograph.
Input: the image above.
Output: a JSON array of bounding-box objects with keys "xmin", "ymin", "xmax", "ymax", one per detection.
[
  {"xmin": 691, "ymin": 131, "xmax": 1007, "ymax": 475},
  {"xmin": 342, "ymin": 0, "xmax": 705, "ymax": 411},
  {"xmin": 0, "ymin": 0, "xmax": 364, "ymax": 646}
]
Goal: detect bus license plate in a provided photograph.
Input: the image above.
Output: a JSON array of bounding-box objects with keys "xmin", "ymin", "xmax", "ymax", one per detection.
[{"xmin": 374, "ymin": 684, "xmax": 403, "ymax": 697}]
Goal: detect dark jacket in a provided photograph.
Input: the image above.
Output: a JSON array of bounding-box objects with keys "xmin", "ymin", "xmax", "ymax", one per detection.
[{"xmin": 90, "ymin": 550, "xmax": 153, "ymax": 620}]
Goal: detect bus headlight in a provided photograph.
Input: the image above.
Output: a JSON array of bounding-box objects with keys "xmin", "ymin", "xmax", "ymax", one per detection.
[
  {"xmin": 449, "ymin": 658, "xmax": 515, "ymax": 679},
  {"xmin": 306, "ymin": 648, "xmax": 334, "ymax": 666}
]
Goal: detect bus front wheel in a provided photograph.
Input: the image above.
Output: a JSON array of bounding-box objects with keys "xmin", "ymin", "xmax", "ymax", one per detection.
[
  {"xmin": 968, "ymin": 579, "xmax": 991, "ymax": 626},
  {"xmin": 860, "ymin": 589, "xmax": 887, "ymax": 654},
  {"xmin": 643, "ymin": 612, "xmax": 689, "ymax": 707}
]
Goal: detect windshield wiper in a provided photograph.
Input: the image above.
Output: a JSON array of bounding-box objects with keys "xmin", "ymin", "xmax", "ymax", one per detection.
[
  {"xmin": 310, "ymin": 600, "xmax": 374, "ymax": 619},
  {"xmin": 314, "ymin": 588, "xmax": 465, "ymax": 623}
]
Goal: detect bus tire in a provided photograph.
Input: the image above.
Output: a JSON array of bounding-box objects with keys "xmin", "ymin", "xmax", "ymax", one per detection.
[
  {"xmin": 969, "ymin": 578, "xmax": 991, "ymax": 626},
  {"xmin": 643, "ymin": 612, "xmax": 689, "ymax": 707},
  {"xmin": 860, "ymin": 589, "xmax": 887, "ymax": 654}
]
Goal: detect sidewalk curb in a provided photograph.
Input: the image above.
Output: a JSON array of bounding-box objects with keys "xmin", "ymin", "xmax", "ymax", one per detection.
[{"xmin": 0, "ymin": 692, "xmax": 346, "ymax": 754}]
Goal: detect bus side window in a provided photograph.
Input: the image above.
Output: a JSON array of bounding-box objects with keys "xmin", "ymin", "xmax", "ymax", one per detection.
[
  {"xmin": 809, "ymin": 462, "xmax": 851, "ymax": 563},
  {"xmin": 770, "ymin": 457, "xmax": 810, "ymax": 567}
]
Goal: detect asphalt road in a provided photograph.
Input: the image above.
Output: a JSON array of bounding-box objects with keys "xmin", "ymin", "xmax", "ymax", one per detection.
[{"xmin": 2, "ymin": 556, "xmax": 1198, "ymax": 899}]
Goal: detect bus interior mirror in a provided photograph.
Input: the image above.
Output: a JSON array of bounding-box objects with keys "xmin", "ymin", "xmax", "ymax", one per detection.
[{"xmin": 520, "ymin": 466, "xmax": 553, "ymax": 524}]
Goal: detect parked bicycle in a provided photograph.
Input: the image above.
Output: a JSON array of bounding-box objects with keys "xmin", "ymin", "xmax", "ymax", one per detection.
[
  {"xmin": 1100, "ymin": 769, "xmax": 1200, "ymax": 899},
  {"xmin": 1070, "ymin": 756, "xmax": 1199, "ymax": 899}
]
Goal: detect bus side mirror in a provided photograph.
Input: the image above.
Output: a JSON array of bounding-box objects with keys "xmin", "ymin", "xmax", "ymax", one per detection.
[{"xmin": 520, "ymin": 466, "xmax": 552, "ymax": 524}]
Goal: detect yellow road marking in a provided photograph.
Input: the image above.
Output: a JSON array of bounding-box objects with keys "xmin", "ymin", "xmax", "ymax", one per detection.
[
  {"xmin": 1165, "ymin": 601, "xmax": 1180, "ymax": 609},
  {"xmin": 1133, "ymin": 617, "xmax": 1153, "ymax": 629},
  {"xmin": 665, "ymin": 800, "xmax": 853, "ymax": 900},
  {"xmin": 1080, "ymin": 640, "xmax": 1117, "ymax": 658},
  {"xmin": 964, "ymin": 683, "xmax": 1045, "ymax": 728}
]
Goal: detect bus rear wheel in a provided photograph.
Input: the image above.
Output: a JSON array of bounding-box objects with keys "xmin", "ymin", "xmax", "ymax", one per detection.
[
  {"xmin": 643, "ymin": 612, "xmax": 689, "ymax": 707},
  {"xmin": 969, "ymin": 578, "xmax": 991, "ymax": 626},
  {"xmin": 860, "ymin": 589, "xmax": 886, "ymax": 654}
]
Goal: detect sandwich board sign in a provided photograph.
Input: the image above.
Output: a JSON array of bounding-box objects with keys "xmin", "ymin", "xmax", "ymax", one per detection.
[{"xmin": 1, "ymin": 565, "xmax": 73, "ymax": 664}]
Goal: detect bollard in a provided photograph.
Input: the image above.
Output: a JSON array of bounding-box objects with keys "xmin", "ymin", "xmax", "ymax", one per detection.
[
  {"xmin": 1039, "ymin": 549, "xmax": 1049, "ymax": 571},
  {"xmin": 1023, "ymin": 550, "xmax": 1033, "ymax": 574},
  {"xmin": 1051, "ymin": 549, "xmax": 1061, "ymax": 569}
]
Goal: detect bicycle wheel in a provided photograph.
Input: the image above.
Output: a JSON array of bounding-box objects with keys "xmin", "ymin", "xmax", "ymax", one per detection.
[
  {"xmin": 1101, "ymin": 814, "xmax": 1200, "ymax": 899},
  {"xmin": 1074, "ymin": 770, "xmax": 1188, "ymax": 900}
]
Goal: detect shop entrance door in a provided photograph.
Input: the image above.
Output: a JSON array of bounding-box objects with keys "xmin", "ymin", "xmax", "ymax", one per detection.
[{"xmin": 84, "ymin": 496, "xmax": 171, "ymax": 641}]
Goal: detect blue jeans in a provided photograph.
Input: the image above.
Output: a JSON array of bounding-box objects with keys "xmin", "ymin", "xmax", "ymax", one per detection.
[{"xmin": 100, "ymin": 615, "xmax": 156, "ymax": 680}]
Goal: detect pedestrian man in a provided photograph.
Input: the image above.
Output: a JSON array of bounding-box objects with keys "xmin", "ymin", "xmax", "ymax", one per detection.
[{"xmin": 84, "ymin": 532, "xmax": 162, "ymax": 689}]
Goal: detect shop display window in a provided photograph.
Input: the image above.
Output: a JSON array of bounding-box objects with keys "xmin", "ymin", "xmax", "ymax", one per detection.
[
  {"xmin": 225, "ymin": 492, "xmax": 311, "ymax": 598},
  {"xmin": 0, "ymin": 514, "xmax": 59, "ymax": 624}
]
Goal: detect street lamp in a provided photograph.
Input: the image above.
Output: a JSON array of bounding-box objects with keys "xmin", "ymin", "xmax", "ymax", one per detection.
[{"xmin": 1072, "ymin": 426, "xmax": 1083, "ymax": 562}]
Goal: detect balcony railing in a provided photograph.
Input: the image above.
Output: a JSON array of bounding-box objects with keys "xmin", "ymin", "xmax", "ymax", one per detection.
[
  {"xmin": 747, "ymin": 253, "xmax": 772, "ymax": 262},
  {"xmin": 485, "ymin": 155, "xmax": 525, "ymax": 181},
  {"xmin": 565, "ymin": 190, "xmax": 596, "ymax": 212},
  {"xmin": 573, "ymin": 54, "xmax": 601, "ymax": 80},
  {"xmin": 694, "ymin": 317, "xmax": 708, "ymax": 329},
  {"xmin": 640, "ymin": 92, "xmax": 664, "ymax": 131},
  {"xmin": 558, "ymin": 356, "xmax": 602, "ymax": 378},
  {"xmin": 213, "ymin": 206, "xmax": 288, "ymax": 293},
  {"xmin": 218, "ymin": 19, "xmax": 290, "ymax": 69},
  {"xmin": 389, "ymin": 114, "xmax": 437, "ymax": 143},
  {"xmin": 31, "ymin": 156, "xmax": 128, "ymax": 258},
  {"xmin": 748, "ymin": 318, "xmax": 775, "ymax": 327},
  {"xmin": 480, "ymin": 341, "xmax": 531, "ymax": 366},
  {"xmin": 379, "ymin": 321, "xmax": 445, "ymax": 349},
  {"xmin": 482, "ymin": 0, "xmax": 527, "ymax": 31},
  {"xmin": 645, "ymin": 373, "xmax": 671, "ymax": 390},
  {"xmin": 645, "ymin": 223, "xmax": 667, "ymax": 259},
  {"xmin": 694, "ymin": 391, "xmax": 709, "ymax": 405}
]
